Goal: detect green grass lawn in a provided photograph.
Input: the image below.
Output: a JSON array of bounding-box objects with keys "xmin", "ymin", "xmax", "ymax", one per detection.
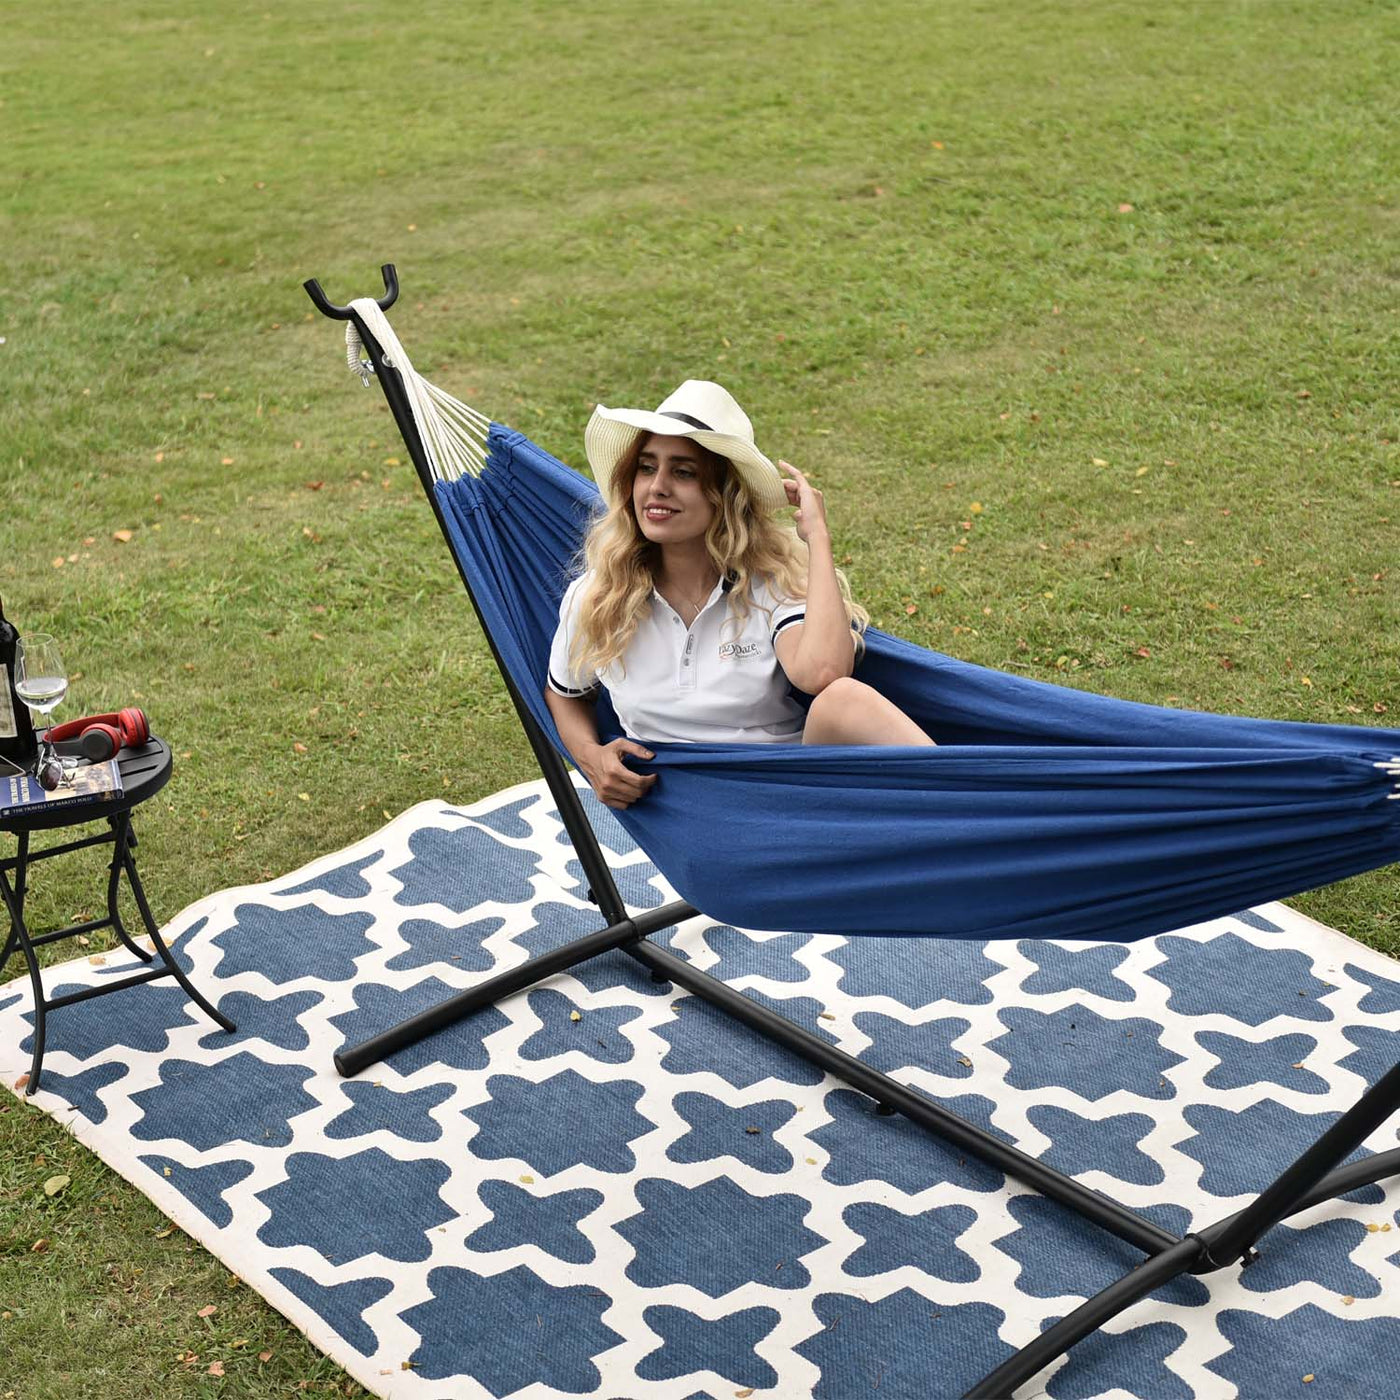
[{"xmin": 2, "ymin": 0, "xmax": 1397, "ymax": 1393}]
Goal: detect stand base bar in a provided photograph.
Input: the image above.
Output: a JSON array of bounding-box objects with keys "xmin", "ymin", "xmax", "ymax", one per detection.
[
  {"xmin": 629, "ymin": 940, "xmax": 1177, "ymax": 1258},
  {"xmin": 334, "ymin": 898, "xmax": 699, "ymax": 1077}
]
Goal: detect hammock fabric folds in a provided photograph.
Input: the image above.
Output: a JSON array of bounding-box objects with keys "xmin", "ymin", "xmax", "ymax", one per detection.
[{"xmin": 437, "ymin": 424, "xmax": 1400, "ymax": 944}]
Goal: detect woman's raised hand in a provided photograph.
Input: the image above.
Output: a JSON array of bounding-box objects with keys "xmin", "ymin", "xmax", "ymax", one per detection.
[
  {"xmin": 779, "ymin": 461, "xmax": 830, "ymax": 544},
  {"xmin": 579, "ymin": 738, "xmax": 658, "ymax": 810}
]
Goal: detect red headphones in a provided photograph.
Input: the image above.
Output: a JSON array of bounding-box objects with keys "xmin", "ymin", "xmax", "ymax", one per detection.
[{"xmin": 47, "ymin": 707, "xmax": 150, "ymax": 762}]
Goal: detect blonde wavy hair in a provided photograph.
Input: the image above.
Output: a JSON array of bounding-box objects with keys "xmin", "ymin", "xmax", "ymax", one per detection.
[{"xmin": 569, "ymin": 434, "xmax": 868, "ymax": 678}]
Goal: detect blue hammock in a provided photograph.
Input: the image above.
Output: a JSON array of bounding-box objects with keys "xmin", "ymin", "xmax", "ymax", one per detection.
[{"xmin": 435, "ymin": 423, "xmax": 1400, "ymax": 945}]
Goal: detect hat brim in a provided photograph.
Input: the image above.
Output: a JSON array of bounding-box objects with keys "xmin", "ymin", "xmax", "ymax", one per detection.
[{"xmin": 584, "ymin": 406, "xmax": 787, "ymax": 514}]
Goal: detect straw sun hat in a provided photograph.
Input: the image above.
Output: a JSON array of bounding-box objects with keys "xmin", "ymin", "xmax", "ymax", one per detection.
[{"xmin": 584, "ymin": 380, "xmax": 787, "ymax": 514}]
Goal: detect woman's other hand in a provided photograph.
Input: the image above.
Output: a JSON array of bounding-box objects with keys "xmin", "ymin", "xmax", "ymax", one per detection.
[
  {"xmin": 779, "ymin": 461, "xmax": 830, "ymax": 545},
  {"xmin": 579, "ymin": 738, "xmax": 658, "ymax": 810}
]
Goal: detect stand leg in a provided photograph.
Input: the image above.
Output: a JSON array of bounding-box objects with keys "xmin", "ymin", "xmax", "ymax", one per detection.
[{"xmin": 335, "ymin": 897, "xmax": 698, "ymax": 1077}]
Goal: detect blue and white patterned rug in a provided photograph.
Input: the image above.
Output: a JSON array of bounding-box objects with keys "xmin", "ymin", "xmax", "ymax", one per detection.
[{"xmin": 3, "ymin": 777, "xmax": 1399, "ymax": 1400}]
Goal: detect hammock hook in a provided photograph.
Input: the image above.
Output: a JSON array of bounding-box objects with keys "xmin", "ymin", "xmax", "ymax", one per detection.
[{"xmin": 302, "ymin": 263, "xmax": 399, "ymax": 319}]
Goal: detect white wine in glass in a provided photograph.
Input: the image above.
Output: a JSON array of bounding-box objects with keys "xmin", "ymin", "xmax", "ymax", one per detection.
[{"xmin": 15, "ymin": 634, "xmax": 69, "ymax": 721}]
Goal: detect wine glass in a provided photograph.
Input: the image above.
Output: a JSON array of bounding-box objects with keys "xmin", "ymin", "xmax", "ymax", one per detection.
[{"xmin": 15, "ymin": 634, "xmax": 70, "ymax": 785}]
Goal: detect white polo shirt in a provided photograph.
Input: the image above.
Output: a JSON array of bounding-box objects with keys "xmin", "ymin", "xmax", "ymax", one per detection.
[{"xmin": 548, "ymin": 571, "xmax": 809, "ymax": 744}]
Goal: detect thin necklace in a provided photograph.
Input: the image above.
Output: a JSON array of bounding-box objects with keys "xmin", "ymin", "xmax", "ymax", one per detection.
[{"xmin": 668, "ymin": 575, "xmax": 716, "ymax": 622}]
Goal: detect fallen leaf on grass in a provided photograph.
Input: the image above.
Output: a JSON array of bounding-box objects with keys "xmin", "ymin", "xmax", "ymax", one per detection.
[
  {"xmin": 43, "ymin": 1175, "xmax": 70, "ymax": 1197},
  {"xmin": 198, "ymin": 1304, "xmax": 218, "ymax": 1318},
  {"xmin": 207, "ymin": 1361, "xmax": 225, "ymax": 1377},
  {"xmin": 31, "ymin": 1238, "xmax": 49, "ymax": 1253},
  {"xmin": 112, "ymin": 529, "xmax": 133, "ymax": 543},
  {"xmin": 258, "ymin": 1351, "xmax": 273, "ymax": 1363}
]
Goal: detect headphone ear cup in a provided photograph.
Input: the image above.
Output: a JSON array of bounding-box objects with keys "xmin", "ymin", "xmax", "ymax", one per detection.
[
  {"xmin": 118, "ymin": 707, "xmax": 149, "ymax": 746},
  {"xmin": 79, "ymin": 724, "xmax": 121, "ymax": 763}
]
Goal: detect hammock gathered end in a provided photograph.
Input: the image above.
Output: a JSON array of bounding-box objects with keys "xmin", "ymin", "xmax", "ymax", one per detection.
[
  {"xmin": 343, "ymin": 298, "xmax": 491, "ymax": 483},
  {"xmin": 1374, "ymin": 758, "xmax": 1400, "ymax": 796}
]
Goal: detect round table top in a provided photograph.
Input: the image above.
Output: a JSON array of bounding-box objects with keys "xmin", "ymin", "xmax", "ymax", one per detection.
[{"xmin": 0, "ymin": 736, "xmax": 172, "ymax": 834}]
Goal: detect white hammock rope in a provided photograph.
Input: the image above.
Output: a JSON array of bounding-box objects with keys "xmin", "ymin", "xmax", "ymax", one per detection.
[{"xmin": 344, "ymin": 298, "xmax": 491, "ymax": 482}]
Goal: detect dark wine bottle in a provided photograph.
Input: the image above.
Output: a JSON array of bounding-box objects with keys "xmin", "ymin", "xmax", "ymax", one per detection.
[{"xmin": 0, "ymin": 595, "xmax": 39, "ymax": 774}]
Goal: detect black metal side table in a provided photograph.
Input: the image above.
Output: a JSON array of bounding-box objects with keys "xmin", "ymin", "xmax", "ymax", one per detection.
[{"xmin": 0, "ymin": 735, "xmax": 234, "ymax": 1094}]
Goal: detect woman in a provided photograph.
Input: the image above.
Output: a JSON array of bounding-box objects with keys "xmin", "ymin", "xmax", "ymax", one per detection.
[{"xmin": 544, "ymin": 380, "xmax": 935, "ymax": 809}]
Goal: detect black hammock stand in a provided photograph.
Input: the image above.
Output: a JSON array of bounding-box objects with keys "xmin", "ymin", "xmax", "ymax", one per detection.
[{"xmin": 304, "ymin": 265, "xmax": 1400, "ymax": 1400}]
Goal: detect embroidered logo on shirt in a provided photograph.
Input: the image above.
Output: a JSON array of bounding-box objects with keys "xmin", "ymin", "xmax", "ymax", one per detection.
[{"xmin": 718, "ymin": 641, "xmax": 763, "ymax": 661}]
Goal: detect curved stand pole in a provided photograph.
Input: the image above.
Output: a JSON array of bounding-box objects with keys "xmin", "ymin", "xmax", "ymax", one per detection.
[{"xmin": 965, "ymin": 1141, "xmax": 1400, "ymax": 1398}]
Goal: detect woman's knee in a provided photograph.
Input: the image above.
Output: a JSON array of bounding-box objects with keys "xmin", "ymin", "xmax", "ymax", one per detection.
[
  {"xmin": 807, "ymin": 675, "xmax": 866, "ymax": 719},
  {"xmin": 806, "ymin": 676, "xmax": 885, "ymax": 738}
]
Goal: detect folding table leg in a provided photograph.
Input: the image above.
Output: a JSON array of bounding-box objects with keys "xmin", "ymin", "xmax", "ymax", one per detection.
[{"xmin": 114, "ymin": 812, "xmax": 234, "ymax": 1038}]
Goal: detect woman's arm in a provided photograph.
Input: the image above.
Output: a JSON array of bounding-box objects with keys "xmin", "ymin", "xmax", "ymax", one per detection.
[
  {"xmin": 773, "ymin": 461, "xmax": 856, "ymax": 695},
  {"xmin": 543, "ymin": 687, "xmax": 657, "ymax": 810}
]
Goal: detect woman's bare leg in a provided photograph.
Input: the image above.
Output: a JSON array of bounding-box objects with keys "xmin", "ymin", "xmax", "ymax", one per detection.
[{"xmin": 802, "ymin": 677, "xmax": 936, "ymax": 746}]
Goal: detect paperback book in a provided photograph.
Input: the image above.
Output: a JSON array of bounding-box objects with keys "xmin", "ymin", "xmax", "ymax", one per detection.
[{"xmin": 1, "ymin": 759, "xmax": 123, "ymax": 818}]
